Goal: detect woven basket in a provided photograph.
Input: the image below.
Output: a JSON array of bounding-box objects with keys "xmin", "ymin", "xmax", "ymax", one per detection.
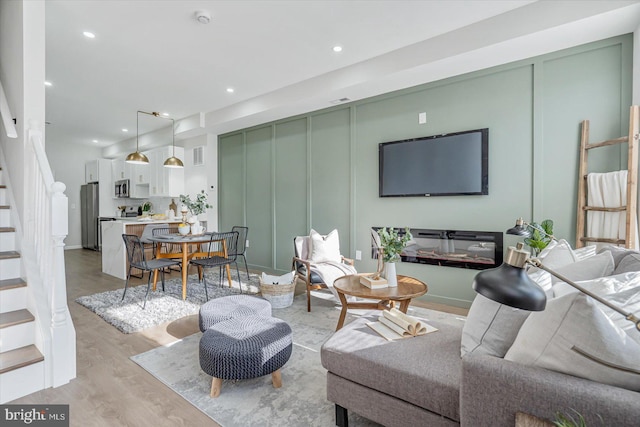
[{"xmin": 259, "ymin": 279, "xmax": 296, "ymax": 308}]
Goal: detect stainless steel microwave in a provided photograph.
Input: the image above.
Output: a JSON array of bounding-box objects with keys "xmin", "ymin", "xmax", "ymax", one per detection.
[{"xmin": 115, "ymin": 179, "xmax": 130, "ymax": 198}]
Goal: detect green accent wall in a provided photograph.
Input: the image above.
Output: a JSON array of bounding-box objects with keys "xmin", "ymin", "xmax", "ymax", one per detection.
[{"xmin": 219, "ymin": 35, "xmax": 633, "ymax": 308}]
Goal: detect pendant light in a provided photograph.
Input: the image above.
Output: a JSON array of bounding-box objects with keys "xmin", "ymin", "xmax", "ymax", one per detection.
[
  {"xmin": 126, "ymin": 111, "xmax": 151, "ymax": 164},
  {"xmin": 163, "ymin": 114, "xmax": 183, "ymax": 168}
]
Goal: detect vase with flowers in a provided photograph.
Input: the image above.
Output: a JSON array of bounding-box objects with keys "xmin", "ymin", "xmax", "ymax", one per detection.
[
  {"xmin": 375, "ymin": 227, "xmax": 413, "ymax": 287},
  {"xmin": 179, "ymin": 190, "xmax": 211, "ymax": 235}
]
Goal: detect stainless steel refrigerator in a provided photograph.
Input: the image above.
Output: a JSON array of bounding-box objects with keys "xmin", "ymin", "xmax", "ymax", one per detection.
[{"xmin": 81, "ymin": 183, "xmax": 100, "ymax": 250}]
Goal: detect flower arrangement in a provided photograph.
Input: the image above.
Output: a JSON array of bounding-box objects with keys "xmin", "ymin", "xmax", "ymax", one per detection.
[
  {"xmin": 179, "ymin": 190, "xmax": 212, "ymax": 216},
  {"xmin": 377, "ymin": 227, "xmax": 413, "ymax": 263}
]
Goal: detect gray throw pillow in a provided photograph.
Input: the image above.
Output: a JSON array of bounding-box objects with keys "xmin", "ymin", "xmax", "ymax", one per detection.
[
  {"xmin": 598, "ymin": 245, "xmax": 640, "ymax": 268},
  {"xmin": 613, "ymin": 253, "xmax": 640, "ymax": 275},
  {"xmin": 460, "ymin": 294, "xmax": 530, "ymax": 358}
]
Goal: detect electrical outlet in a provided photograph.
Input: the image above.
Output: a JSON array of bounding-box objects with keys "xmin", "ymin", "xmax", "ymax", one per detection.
[
  {"xmin": 418, "ymin": 112, "xmax": 427, "ymax": 124},
  {"xmin": 246, "ymin": 240, "xmax": 249, "ymax": 248},
  {"xmin": 355, "ymin": 250, "xmax": 362, "ymax": 260}
]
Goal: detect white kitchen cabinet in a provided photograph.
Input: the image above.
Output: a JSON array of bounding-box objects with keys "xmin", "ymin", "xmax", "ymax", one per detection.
[
  {"xmin": 85, "ymin": 160, "xmax": 99, "ymax": 183},
  {"xmin": 111, "ymin": 158, "xmax": 127, "ymax": 181},
  {"xmin": 149, "ymin": 147, "xmax": 184, "ymax": 197},
  {"xmin": 85, "ymin": 159, "xmax": 116, "ymax": 216}
]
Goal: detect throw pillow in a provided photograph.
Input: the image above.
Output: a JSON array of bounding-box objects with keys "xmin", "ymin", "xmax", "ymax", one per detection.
[
  {"xmin": 460, "ymin": 294, "xmax": 530, "ymax": 358},
  {"xmin": 535, "ymin": 239, "xmax": 577, "ymax": 268},
  {"xmin": 573, "ymin": 245, "xmax": 597, "ymax": 261},
  {"xmin": 551, "ymin": 271, "xmax": 640, "ymax": 344},
  {"xmin": 505, "ymin": 292, "xmax": 640, "ymax": 391},
  {"xmin": 309, "ymin": 229, "xmax": 341, "ymax": 263},
  {"xmin": 598, "ymin": 245, "xmax": 640, "ymax": 268},
  {"xmin": 550, "ymin": 250, "xmax": 614, "ymax": 286},
  {"xmin": 613, "ymin": 253, "xmax": 640, "ymax": 275}
]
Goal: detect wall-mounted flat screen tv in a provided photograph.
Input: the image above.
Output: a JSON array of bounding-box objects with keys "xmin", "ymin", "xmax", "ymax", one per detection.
[{"xmin": 379, "ymin": 128, "xmax": 489, "ymax": 197}]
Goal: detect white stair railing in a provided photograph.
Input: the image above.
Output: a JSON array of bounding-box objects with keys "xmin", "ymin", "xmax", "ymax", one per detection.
[
  {"xmin": 0, "ymin": 78, "xmax": 17, "ymax": 138},
  {"xmin": 23, "ymin": 120, "xmax": 76, "ymax": 387}
]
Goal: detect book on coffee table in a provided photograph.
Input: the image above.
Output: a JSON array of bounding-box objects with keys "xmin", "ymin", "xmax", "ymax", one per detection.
[{"xmin": 367, "ymin": 308, "xmax": 438, "ymax": 341}]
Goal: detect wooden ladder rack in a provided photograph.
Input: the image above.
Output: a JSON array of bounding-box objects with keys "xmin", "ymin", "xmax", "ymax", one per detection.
[{"xmin": 576, "ymin": 105, "xmax": 640, "ymax": 248}]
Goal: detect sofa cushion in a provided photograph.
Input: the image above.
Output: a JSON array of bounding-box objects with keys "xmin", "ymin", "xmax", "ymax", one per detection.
[
  {"xmin": 505, "ymin": 292, "xmax": 640, "ymax": 391},
  {"xmin": 460, "ymin": 294, "xmax": 530, "ymax": 358},
  {"xmin": 321, "ymin": 313, "xmax": 463, "ymax": 422}
]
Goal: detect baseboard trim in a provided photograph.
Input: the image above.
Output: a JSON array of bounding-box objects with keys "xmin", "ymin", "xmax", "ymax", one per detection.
[{"xmin": 65, "ymin": 245, "xmax": 82, "ymax": 250}]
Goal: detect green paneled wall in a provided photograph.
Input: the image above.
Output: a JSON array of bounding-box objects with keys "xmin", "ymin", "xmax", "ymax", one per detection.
[{"xmin": 218, "ymin": 35, "xmax": 632, "ymax": 308}]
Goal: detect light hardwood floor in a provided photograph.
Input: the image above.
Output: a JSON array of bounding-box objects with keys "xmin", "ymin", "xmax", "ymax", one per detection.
[
  {"xmin": 11, "ymin": 249, "xmax": 468, "ymax": 426},
  {"xmin": 11, "ymin": 249, "xmax": 215, "ymax": 427}
]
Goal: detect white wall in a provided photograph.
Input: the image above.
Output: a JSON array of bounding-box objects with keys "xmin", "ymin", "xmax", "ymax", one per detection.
[
  {"xmin": 0, "ymin": 0, "xmax": 46, "ymax": 223},
  {"xmin": 182, "ymin": 134, "xmax": 217, "ymax": 231},
  {"xmin": 45, "ymin": 140, "xmax": 104, "ymax": 249}
]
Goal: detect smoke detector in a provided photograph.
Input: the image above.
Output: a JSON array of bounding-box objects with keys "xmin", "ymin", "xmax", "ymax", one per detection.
[{"xmin": 195, "ymin": 10, "xmax": 211, "ymax": 24}]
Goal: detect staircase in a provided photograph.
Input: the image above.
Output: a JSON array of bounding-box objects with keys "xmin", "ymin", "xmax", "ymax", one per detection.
[{"xmin": 0, "ymin": 169, "xmax": 46, "ymax": 402}]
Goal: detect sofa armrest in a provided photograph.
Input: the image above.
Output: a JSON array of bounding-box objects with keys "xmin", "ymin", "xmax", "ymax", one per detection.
[{"xmin": 460, "ymin": 353, "xmax": 640, "ymax": 427}]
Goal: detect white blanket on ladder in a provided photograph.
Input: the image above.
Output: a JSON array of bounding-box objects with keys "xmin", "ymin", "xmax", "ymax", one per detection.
[{"xmin": 586, "ymin": 170, "xmax": 639, "ymax": 250}]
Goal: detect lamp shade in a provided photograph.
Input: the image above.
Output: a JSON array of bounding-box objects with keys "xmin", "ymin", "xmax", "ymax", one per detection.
[
  {"xmin": 506, "ymin": 222, "xmax": 531, "ymax": 237},
  {"xmin": 472, "ymin": 262, "xmax": 546, "ymax": 311},
  {"xmin": 163, "ymin": 156, "xmax": 184, "ymax": 168},
  {"xmin": 125, "ymin": 151, "xmax": 149, "ymax": 164}
]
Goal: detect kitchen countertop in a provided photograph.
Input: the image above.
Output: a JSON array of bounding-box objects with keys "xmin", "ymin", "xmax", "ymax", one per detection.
[{"xmin": 116, "ymin": 218, "xmax": 184, "ymax": 224}]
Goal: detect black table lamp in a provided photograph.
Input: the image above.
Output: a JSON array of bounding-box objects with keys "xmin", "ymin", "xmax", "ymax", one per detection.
[{"xmin": 472, "ymin": 242, "xmax": 640, "ymax": 332}]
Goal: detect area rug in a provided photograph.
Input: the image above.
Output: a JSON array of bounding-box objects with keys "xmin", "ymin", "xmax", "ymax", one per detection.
[
  {"xmin": 131, "ymin": 293, "xmax": 467, "ymax": 426},
  {"xmin": 76, "ymin": 271, "xmax": 261, "ymax": 333}
]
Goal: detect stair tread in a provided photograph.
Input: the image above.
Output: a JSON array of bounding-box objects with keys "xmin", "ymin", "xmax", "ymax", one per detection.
[
  {"xmin": 0, "ymin": 250, "xmax": 20, "ymax": 259},
  {"xmin": 0, "ymin": 185, "xmax": 6, "ymax": 188},
  {"xmin": 0, "ymin": 309, "xmax": 34, "ymax": 329},
  {"xmin": 0, "ymin": 205, "xmax": 9, "ymax": 209},
  {"xmin": 0, "ymin": 278, "xmax": 27, "ymax": 291},
  {"xmin": 0, "ymin": 345, "xmax": 44, "ymax": 374},
  {"xmin": 0, "ymin": 227, "xmax": 15, "ymax": 232}
]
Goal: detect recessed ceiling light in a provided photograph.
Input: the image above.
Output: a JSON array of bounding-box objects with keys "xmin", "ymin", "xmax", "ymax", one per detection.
[
  {"xmin": 333, "ymin": 46, "xmax": 343, "ymax": 53},
  {"xmin": 122, "ymin": 128, "xmax": 128, "ymax": 132},
  {"xmin": 44, "ymin": 81, "xmax": 52, "ymax": 87},
  {"xmin": 83, "ymin": 31, "xmax": 95, "ymax": 39},
  {"xmin": 162, "ymin": 112, "xmax": 169, "ymax": 117},
  {"xmin": 226, "ymin": 88, "xmax": 234, "ymax": 93},
  {"xmin": 92, "ymin": 139, "xmax": 98, "ymax": 143}
]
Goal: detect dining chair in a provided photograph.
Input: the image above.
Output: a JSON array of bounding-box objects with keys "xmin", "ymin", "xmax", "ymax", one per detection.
[
  {"xmin": 190, "ymin": 231, "xmax": 241, "ymax": 300},
  {"xmin": 122, "ymin": 234, "xmax": 182, "ymax": 309},
  {"xmin": 232, "ymin": 225, "xmax": 250, "ymax": 279}
]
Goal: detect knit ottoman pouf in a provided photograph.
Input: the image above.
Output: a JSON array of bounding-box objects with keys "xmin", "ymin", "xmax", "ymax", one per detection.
[
  {"xmin": 198, "ymin": 294, "xmax": 272, "ymax": 332},
  {"xmin": 199, "ymin": 315, "xmax": 293, "ymax": 398}
]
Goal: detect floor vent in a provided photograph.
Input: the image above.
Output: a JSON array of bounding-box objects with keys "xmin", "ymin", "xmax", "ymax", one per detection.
[{"xmin": 193, "ymin": 146, "xmax": 204, "ymax": 166}]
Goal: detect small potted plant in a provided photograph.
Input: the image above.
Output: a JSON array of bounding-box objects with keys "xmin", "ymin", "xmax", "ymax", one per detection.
[{"xmin": 376, "ymin": 227, "xmax": 413, "ymax": 287}]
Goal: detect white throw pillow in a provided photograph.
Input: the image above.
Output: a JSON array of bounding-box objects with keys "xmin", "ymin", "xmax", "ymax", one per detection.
[
  {"xmin": 309, "ymin": 229, "xmax": 341, "ymax": 263},
  {"xmin": 460, "ymin": 294, "xmax": 530, "ymax": 358},
  {"xmin": 552, "ymin": 271, "xmax": 640, "ymax": 344},
  {"xmin": 527, "ymin": 239, "xmax": 578, "ymax": 297},
  {"xmin": 261, "ymin": 271, "xmax": 295, "ymax": 285},
  {"xmin": 505, "ymin": 292, "xmax": 640, "ymax": 391},
  {"xmin": 573, "ymin": 245, "xmax": 597, "ymax": 261},
  {"xmin": 536, "ymin": 239, "xmax": 577, "ymax": 268}
]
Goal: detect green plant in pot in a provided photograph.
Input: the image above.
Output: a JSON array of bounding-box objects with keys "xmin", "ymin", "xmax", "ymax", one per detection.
[
  {"xmin": 376, "ymin": 227, "xmax": 413, "ymax": 287},
  {"xmin": 524, "ymin": 219, "xmax": 554, "ymax": 256}
]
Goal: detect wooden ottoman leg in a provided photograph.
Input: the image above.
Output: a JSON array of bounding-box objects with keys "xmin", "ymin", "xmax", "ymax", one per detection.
[
  {"xmin": 210, "ymin": 377, "xmax": 223, "ymax": 398},
  {"xmin": 271, "ymin": 369, "xmax": 282, "ymax": 388}
]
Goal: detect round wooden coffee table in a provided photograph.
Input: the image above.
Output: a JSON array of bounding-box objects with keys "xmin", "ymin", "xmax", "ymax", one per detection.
[{"xmin": 333, "ymin": 274, "xmax": 428, "ymax": 330}]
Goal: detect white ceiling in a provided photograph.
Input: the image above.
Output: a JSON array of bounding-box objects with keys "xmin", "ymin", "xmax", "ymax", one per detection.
[{"xmin": 44, "ymin": 1, "xmax": 640, "ymax": 156}]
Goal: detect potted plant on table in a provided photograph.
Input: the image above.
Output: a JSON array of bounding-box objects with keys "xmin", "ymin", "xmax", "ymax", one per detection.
[
  {"xmin": 375, "ymin": 227, "xmax": 413, "ymax": 287},
  {"xmin": 179, "ymin": 190, "xmax": 212, "ymax": 235}
]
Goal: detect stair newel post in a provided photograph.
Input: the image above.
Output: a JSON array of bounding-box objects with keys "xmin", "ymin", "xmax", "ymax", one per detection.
[{"xmin": 49, "ymin": 181, "xmax": 75, "ymax": 386}]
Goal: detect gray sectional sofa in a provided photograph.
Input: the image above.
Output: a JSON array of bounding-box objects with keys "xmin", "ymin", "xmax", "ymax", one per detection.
[{"xmin": 320, "ymin": 312, "xmax": 640, "ymax": 427}]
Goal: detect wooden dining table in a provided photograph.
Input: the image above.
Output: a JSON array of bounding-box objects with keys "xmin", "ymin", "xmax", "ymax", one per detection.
[{"xmin": 148, "ymin": 233, "xmax": 232, "ymax": 300}]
